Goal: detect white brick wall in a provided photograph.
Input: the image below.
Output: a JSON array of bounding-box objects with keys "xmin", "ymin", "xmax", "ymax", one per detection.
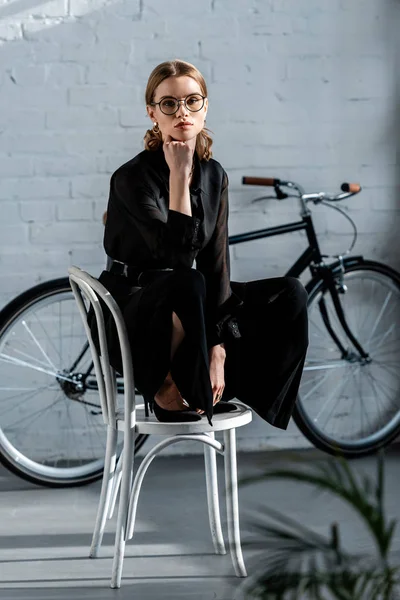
[{"xmin": 0, "ymin": 0, "xmax": 398, "ymax": 455}]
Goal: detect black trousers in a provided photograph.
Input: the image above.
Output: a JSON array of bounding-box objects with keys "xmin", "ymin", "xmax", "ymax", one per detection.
[
  {"xmin": 98, "ymin": 269, "xmax": 309, "ymax": 431},
  {"xmin": 225, "ymin": 277, "xmax": 309, "ymax": 429}
]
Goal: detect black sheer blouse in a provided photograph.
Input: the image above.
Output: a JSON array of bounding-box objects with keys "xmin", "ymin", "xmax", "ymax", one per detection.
[{"xmin": 103, "ymin": 146, "xmax": 242, "ymax": 347}]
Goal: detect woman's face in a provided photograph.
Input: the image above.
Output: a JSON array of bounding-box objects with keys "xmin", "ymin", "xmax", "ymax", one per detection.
[{"xmin": 147, "ymin": 75, "xmax": 208, "ymax": 142}]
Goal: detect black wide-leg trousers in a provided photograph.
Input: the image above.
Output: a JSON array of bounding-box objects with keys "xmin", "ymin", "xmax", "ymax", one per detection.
[
  {"xmin": 106, "ymin": 269, "xmax": 309, "ymax": 430},
  {"xmin": 224, "ymin": 277, "xmax": 309, "ymax": 430}
]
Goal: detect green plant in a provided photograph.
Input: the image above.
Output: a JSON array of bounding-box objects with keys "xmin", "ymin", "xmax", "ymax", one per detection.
[{"xmin": 239, "ymin": 452, "xmax": 399, "ymax": 600}]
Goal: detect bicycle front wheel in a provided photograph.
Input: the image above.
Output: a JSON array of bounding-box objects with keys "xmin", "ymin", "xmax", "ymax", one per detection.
[
  {"xmin": 294, "ymin": 260, "xmax": 400, "ymax": 458},
  {"xmin": 0, "ymin": 278, "xmax": 148, "ymax": 487}
]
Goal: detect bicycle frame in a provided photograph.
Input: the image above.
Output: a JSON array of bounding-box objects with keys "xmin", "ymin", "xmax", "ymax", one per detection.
[
  {"xmin": 229, "ymin": 213, "xmax": 322, "ymax": 279},
  {"xmin": 229, "ymin": 211, "xmax": 370, "ymax": 361}
]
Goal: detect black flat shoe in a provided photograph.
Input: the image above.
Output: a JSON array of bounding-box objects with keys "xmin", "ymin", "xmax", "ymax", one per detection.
[{"xmin": 213, "ymin": 401, "xmax": 237, "ymax": 414}]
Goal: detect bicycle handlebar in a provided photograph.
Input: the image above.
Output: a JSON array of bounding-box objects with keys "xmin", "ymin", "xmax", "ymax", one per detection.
[
  {"xmin": 242, "ymin": 174, "xmax": 361, "ymax": 257},
  {"xmin": 242, "ymin": 175, "xmax": 362, "ymax": 202},
  {"xmin": 242, "ymin": 176, "xmax": 279, "ymax": 187},
  {"xmin": 341, "ymin": 183, "xmax": 361, "ymax": 194}
]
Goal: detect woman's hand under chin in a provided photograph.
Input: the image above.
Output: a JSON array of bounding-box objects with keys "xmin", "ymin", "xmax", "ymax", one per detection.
[{"xmin": 163, "ymin": 134, "xmax": 196, "ymax": 178}]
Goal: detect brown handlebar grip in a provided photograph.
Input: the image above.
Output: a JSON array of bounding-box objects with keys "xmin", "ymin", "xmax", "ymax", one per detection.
[
  {"xmin": 242, "ymin": 176, "xmax": 279, "ymax": 187},
  {"xmin": 102, "ymin": 211, "xmax": 107, "ymax": 226},
  {"xmin": 341, "ymin": 182, "xmax": 361, "ymax": 194}
]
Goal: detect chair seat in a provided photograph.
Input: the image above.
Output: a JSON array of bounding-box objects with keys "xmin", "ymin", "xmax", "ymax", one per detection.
[{"xmin": 116, "ymin": 402, "xmax": 252, "ymax": 435}]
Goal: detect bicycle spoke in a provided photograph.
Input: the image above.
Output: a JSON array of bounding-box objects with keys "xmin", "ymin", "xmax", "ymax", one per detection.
[
  {"xmin": 82, "ymin": 402, "xmax": 105, "ymax": 459},
  {"xmin": 303, "ymin": 361, "xmax": 348, "ymax": 371},
  {"xmin": 34, "ymin": 311, "xmax": 63, "ymax": 366},
  {"xmin": 352, "ymin": 282, "xmax": 369, "ymax": 336},
  {"xmin": 372, "ymin": 361, "xmax": 400, "ymax": 381},
  {"xmin": 309, "ymin": 316, "xmax": 331, "ymax": 342},
  {"xmin": 5, "ymin": 393, "xmax": 65, "ymax": 431},
  {"xmin": 301, "ymin": 371, "xmax": 328, "ymax": 388},
  {"xmin": 0, "ymin": 353, "xmax": 73, "ymax": 382},
  {"xmin": 314, "ymin": 369, "xmax": 352, "ymax": 425},
  {"xmin": 68, "ymin": 299, "xmax": 79, "ymax": 369},
  {"xmin": 354, "ymin": 367, "xmax": 370, "ymax": 438},
  {"xmin": 301, "ymin": 371, "xmax": 330, "ymax": 402},
  {"xmin": 9, "ymin": 347, "xmax": 55, "ymax": 369},
  {"xmin": 367, "ymin": 363, "xmax": 400, "ymax": 396},
  {"xmin": 59, "ymin": 300, "xmax": 63, "ymax": 364},
  {"xmin": 363, "ymin": 371, "xmax": 388, "ymax": 429},
  {"xmin": 0, "ymin": 385, "xmax": 55, "ymax": 420},
  {"xmin": 343, "ymin": 367, "xmax": 358, "ymax": 439},
  {"xmin": 368, "ymin": 324, "xmax": 396, "ymax": 349},
  {"xmin": 370, "ymin": 339, "xmax": 400, "ymax": 356},
  {"xmin": 0, "ymin": 386, "xmax": 47, "ymax": 391},
  {"xmin": 366, "ymin": 291, "xmax": 392, "ymax": 347},
  {"xmin": 63, "ymin": 397, "xmax": 84, "ymax": 468},
  {"xmin": 21, "ymin": 319, "xmax": 58, "ymax": 371}
]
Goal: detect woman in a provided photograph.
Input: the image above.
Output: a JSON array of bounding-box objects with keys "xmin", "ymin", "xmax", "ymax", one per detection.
[{"xmin": 97, "ymin": 59, "xmax": 308, "ymax": 428}]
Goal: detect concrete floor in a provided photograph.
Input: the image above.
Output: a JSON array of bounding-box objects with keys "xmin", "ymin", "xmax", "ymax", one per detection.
[{"xmin": 1, "ymin": 446, "xmax": 400, "ymax": 600}]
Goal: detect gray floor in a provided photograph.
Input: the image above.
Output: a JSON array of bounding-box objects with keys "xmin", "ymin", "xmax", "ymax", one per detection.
[{"xmin": 1, "ymin": 446, "xmax": 400, "ymax": 600}]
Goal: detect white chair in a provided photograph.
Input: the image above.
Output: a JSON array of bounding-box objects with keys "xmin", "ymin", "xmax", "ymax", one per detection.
[{"xmin": 68, "ymin": 266, "xmax": 252, "ymax": 589}]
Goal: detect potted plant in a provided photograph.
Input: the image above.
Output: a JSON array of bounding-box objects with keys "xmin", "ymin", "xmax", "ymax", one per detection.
[{"xmin": 238, "ymin": 452, "xmax": 399, "ymax": 600}]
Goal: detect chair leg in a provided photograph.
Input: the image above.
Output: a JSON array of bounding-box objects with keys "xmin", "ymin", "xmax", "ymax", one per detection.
[
  {"xmin": 203, "ymin": 433, "xmax": 226, "ymax": 555},
  {"xmin": 90, "ymin": 426, "xmax": 118, "ymax": 558},
  {"xmin": 110, "ymin": 428, "xmax": 135, "ymax": 589},
  {"xmin": 108, "ymin": 449, "xmax": 123, "ymax": 519},
  {"xmin": 223, "ymin": 428, "xmax": 247, "ymax": 577},
  {"xmin": 107, "ymin": 375, "xmax": 122, "ymax": 520}
]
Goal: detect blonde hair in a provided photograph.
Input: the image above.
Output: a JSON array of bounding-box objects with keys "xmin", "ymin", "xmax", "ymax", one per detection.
[{"xmin": 144, "ymin": 60, "xmax": 213, "ymax": 161}]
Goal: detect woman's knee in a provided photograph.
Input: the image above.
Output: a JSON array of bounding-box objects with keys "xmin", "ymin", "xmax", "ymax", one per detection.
[{"xmin": 286, "ymin": 277, "xmax": 308, "ymax": 311}]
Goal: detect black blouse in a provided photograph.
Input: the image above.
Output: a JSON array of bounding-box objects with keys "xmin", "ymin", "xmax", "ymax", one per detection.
[{"xmin": 103, "ymin": 146, "xmax": 242, "ymax": 347}]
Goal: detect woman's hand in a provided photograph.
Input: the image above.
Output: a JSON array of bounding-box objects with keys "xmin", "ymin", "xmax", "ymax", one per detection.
[
  {"xmin": 209, "ymin": 344, "xmax": 226, "ymax": 406},
  {"xmin": 163, "ymin": 134, "xmax": 196, "ymax": 179},
  {"xmin": 196, "ymin": 344, "xmax": 226, "ymax": 414}
]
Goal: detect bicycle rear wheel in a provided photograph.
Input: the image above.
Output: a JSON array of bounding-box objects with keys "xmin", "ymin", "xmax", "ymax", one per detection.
[
  {"xmin": 0, "ymin": 278, "xmax": 148, "ymax": 487},
  {"xmin": 293, "ymin": 260, "xmax": 400, "ymax": 457}
]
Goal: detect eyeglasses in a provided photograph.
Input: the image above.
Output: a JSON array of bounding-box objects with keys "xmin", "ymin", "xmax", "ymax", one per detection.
[{"xmin": 151, "ymin": 94, "xmax": 206, "ymax": 116}]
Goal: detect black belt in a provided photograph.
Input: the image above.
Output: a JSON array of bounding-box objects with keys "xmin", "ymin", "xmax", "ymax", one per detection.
[{"xmin": 107, "ymin": 259, "xmax": 174, "ymax": 286}]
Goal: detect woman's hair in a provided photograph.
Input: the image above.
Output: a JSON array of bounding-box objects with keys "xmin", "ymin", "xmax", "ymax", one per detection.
[{"xmin": 144, "ymin": 59, "xmax": 213, "ymax": 161}]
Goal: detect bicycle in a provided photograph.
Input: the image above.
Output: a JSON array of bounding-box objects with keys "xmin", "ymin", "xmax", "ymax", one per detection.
[{"xmin": 0, "ymin": 176, "xmax": 399, "ymax": 487}]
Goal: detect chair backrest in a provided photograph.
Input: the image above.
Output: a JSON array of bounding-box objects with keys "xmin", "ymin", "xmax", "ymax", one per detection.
[{"xmin": 68, "ymin": 266, "xmax": 135, "ymax": 429}]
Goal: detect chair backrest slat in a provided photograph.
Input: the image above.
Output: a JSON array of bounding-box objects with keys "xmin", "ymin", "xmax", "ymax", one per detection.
[{"xmin": 68, "ymin": 266, "xmax": 135, "ymax": 429}]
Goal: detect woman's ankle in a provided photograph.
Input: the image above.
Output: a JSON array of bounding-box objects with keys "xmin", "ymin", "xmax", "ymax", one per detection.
[{"xmin": 155, "ymin": 375, "xmax": 186, "ymax": 411}]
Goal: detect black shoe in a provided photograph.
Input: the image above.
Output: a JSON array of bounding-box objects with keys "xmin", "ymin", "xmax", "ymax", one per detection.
[
  {"xmin": 213, "ymin": 401, "xmax": 237, "ymax": 414},
  {"xmin": 144, "ymin": 396, "xmax": 201, "ymax": 423}
]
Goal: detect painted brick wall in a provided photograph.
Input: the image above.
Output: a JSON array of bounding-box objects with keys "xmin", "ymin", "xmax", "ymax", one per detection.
[{"xmin": 0, "ymin": 0, "xmax": 398, "ymax": 455}]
